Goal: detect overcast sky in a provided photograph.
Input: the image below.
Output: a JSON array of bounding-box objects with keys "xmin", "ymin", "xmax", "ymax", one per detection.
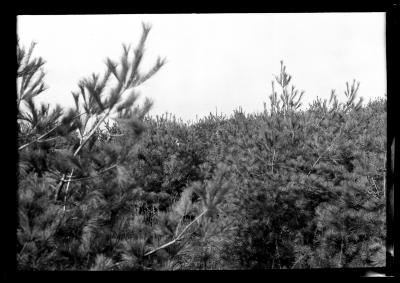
[{"xmin": 17, "ymin": 13, "xmax": 386, "ymax": 122}]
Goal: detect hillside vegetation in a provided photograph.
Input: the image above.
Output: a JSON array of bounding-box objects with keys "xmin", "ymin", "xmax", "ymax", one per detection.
[{"xmin": 17, "ymin": 26, "xmax": 386, "ymax": 270}]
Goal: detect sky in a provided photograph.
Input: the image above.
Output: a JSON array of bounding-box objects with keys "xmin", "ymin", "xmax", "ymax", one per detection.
[{"xmin": 17, "ymin": 13, "xmax": 386, "ymax": 122}]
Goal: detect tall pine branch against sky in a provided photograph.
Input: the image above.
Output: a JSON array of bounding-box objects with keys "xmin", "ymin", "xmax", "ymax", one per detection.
[{"xmin": 17, "ymin": 13, "xmax": 386, "ymax": 122}]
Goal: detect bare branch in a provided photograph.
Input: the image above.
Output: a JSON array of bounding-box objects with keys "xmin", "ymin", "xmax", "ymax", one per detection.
[
  {"xmin": 144, "ymin": 209, "xmax": 208, "ymax": 256},
  {"xmin": 19, "ymin": 112, "xmax": 85, "ymax": 151},
  {"xmin": 62, "ymin": 164, "xmax": 118, "ymax": 183},
  {"xmin": 63, "ymin": 169, "xmax": 74, "ymax": 212},
  {"xmin": 73, "ymin": 109, "xmax": 111, "ymax": 156}
]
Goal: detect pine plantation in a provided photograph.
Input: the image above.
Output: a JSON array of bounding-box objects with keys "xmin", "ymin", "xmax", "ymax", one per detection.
[{"xmin": 17, "ymin": 24, "xmax": 386, "ymax": 270}]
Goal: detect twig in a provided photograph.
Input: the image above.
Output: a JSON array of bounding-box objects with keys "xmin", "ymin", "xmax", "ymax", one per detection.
[
  {"xmin": 291, "ymin": 254, "xmax": 306, "ymax": 269},
  {"xmin": 144, "ymin": 209, "xmax": 207, "ymax": 256},
  {"xmin": 18, "ymin": 112, "xmax": 85, "ymax": 151},
  {"xmin": 36, "ymin": 137, "xmax": 58, "ymax": 143},
  {"xmin": 271, "ymin": 149, "xmax": 276, "ymax": 174},
  {"xmin": 55, "ymin": 110, "xmax": 111, "ymax": 200},
  {"xmin": 109, "ymin": 133, "xmax": 125, "ymax": 137},
  {"xmin": 176, "ymin": 209, "xmax": 207, "ymax": 240},
  {"xmin": 17, "ymin": 243, "xmax": 27, "ymax": 260},
  {"xmin": 307, "ymin": 130, "xmax": 341, "ymax": 176},
  {"xmin": 275, "ymin": 237, "xmax": 281, "ymax": 268},
  {"xmin": 366, "ymin": 176, "xmax": 381, "ymax": 198},
  {"xmin": 307, "ymin": 156, "xmax": 322, "ymax": 176},
  {"xmin": 370, "ymin": 176, "xmax": 379, "ymax": 194},
  {"xmin": 19, "ymin": 126, "xmax": 58, "ymax": 151},
  {"xmin": 73, "ymin": 110, "xmax": 111, "ymax": 156},
  {"xmin": 383, "ymin": 175, "xmax": 386, "ymax": 199},
  {"xmin": 61, "ymin": 164, "xmax": 118, "ymax": 183},
  {"xmin": 144, "ymin": 239, "xmax": 177, "ymax": 257},
  {"xmin": 338, "ymin": 244, "xmax": 343, "ymax": 268},
  {"xmin": 47, "ymin": 168, "xmax": 63, "ymax": 178},
  {"xmin": 63, "ymin": 169, "xmax": 74, "ymax": 212}
]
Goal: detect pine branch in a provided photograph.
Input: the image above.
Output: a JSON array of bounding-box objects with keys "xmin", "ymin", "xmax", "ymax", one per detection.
[{"xmin": 135, "ymin": 57, "xmax": 166, "ymax": 87}]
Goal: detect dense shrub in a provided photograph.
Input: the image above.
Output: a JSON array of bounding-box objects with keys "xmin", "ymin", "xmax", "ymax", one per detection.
[{"xmin": 17, "ymin": 35, "xmax": 386, "ymax": 270}]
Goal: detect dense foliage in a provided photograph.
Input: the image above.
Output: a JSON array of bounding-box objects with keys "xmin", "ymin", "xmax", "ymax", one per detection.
[{"xmin": 17, "ymin": 28, "xmax": 386, "ymax": 270}]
